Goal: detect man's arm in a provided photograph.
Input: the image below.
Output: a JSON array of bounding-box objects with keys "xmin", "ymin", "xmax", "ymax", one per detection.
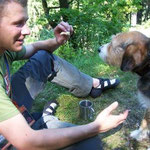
[
  {"xmin": 24, "ymin": 38, "xmax": 60, "ymax": 59},
  {"xmin": 24, "ymin": 21, "xmax": 73, "ymax": 59},
  {"xmin": 0, "ymin": 113, "xmax": 98, "ymax": 150},
  {"xmin": 0, "ymin": 102, "xmax": 128, "ymax": 150}
]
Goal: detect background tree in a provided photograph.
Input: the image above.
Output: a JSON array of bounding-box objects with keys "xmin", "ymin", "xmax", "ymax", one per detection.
[
  {"xmin": 27, "ymin": 0, "xmax": 146, "ymax": 58},
  {"xmin": 137, "ymin": 0, "xmax": 150, "ymax": 24}
]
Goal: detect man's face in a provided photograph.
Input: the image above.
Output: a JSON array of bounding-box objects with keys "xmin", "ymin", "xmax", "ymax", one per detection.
[{"xmin": 0, "ymin": 2, "xmax": 30, "ymax": 53}]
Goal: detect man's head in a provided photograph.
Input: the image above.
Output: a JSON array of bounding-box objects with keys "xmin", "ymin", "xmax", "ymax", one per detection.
[
  {"xmin": 0, "ymin": 0, "xmax": 27, "ymax": 18},
  {"xmin": 0, "ymin": 0, "xmax": 30, "ymax": 53}
]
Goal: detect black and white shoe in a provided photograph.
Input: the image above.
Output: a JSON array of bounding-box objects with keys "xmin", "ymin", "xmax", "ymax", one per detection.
[
  {"xmin": 42, "ymin": 100, "xmax": 59, "ymax": 117},
  {"xmin": 90, "ymin": 78, "xmax": 120, "ymax": 98}
]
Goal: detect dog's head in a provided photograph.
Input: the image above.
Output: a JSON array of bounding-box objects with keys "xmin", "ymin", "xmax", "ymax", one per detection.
[{"xmin": 99, "ymin": 31, "xmax": 150, "ymax": 75}]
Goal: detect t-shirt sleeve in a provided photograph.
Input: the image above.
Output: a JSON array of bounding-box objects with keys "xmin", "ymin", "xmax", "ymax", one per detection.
[
  {"xmin": 6, "ymin": 46, "xmax": 26, "ymax": 62},
  {"xmin": 13, "ymin": 46, "xmax": 26, "ymax": 60},
  {"xmin": 0, "ymin": 85, "xmax": 19, "ymax": 122}
]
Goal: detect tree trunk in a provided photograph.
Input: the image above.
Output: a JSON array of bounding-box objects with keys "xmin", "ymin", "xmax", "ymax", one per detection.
[
  {"xmin": 137, "ymin": 9, "xmax": 143, "ymax": 24},
  {"xmin": 144, "ymin": 2, "xmax": 150, "ymax": 21},
  {"xmin": 59, "ymin": 0, "xmax": 69, "ymax": 22},
  {"xmin": 42, "ymin": 0, "xmax": 49, "ymax": 15},
  {"xmin": 59, "ymin": 0, "xmax": 69, "ymax": 8},
  {"xmin": 41, "ymin": 0, "xmax": 58, "ymax": 28},
  {"xmin": 41, "ymin": 0, "xmax": 70, "ymax": 27}
]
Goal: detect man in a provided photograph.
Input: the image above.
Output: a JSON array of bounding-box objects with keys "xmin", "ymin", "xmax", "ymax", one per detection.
[{"xmin": 0, "ymin": 0, "xmax": 128, "ymax": 149}]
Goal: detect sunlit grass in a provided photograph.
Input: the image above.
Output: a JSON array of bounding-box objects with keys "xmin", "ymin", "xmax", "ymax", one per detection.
[{"xmin": 30, "ymin": 49, "xmax": 142, "ymax": 149}]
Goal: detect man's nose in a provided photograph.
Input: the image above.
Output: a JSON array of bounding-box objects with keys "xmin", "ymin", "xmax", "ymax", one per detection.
[{"xmin": 21, "ymin": 24, "xmax": 30, "ymax": 35}]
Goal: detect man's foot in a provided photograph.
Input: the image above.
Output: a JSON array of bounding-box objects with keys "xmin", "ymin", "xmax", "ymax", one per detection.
[
  {"xmin": 42, "ymin": 100, "xmax": 59, "ymax": 117},
  {"xmin": 90, "ymin": 78, "xmax": 120, "ymax": 98}
]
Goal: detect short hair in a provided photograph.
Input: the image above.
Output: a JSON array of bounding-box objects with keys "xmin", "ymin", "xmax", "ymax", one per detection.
[{"xmin": 0, "ymin": 0, "xmax": 28, "ymax": 17}]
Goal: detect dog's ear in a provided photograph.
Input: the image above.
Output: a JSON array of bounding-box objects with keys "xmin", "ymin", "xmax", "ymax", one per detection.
[
  {"xmin": 120, "ymin": 55, "xmax": 135, "ymax": 71},
  {"xmin": 120, "ymin": 44, "xmax": 140, "ymax": 71},
  {"xmin": 147, "ymin": 40, "xmax": 150, "ymax": 56}
]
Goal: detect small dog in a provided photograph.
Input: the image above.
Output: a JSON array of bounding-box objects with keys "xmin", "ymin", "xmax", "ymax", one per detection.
[{"xmin": 98, "ymin": 31, "xmax": 150, "ymax": 141}]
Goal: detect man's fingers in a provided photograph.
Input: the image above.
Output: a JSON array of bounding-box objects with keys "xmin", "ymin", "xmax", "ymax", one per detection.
[
  {"xmin": 56, "ymin": 21, "xmax": 73, "ymax": 37},
  {"xmin": 70, "ymin": 25, "xmax": 73, "ymax": 35},
  {"xmin": 60, "ymin": 21, "xmax": 71, "ymax": 32},
  {"xmin": 60, "ymin": 32, "xmax": 70, "ymax": 36},
  {"xmin": 57, "ymin": 24, "xmax": 67, "ymax": 32},
  {"xmin": 116, "ymin": 110, "xmax": 129, "ymax": 125},
  {"xmin": 119, "ymin": 110, "xmax": 129, "ymax": 120},
  {"xmin": 104, "ymin": 101, "xmax": 119, "ymax": 114}
]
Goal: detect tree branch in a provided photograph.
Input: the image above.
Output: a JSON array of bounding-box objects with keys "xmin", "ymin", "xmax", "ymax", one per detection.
[{"xmin": 68, "ymin": 0, "xmax": 74, "ymax": 5}]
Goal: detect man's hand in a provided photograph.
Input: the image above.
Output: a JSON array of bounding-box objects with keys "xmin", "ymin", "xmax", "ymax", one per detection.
[
  {"xmin": 54, "ymin": 21, "xmax": 73, "ymax": 45},
  {"xmin": 93, "ymin": 101, "xmax": 129, "ymax": 133},
  {"xmin": 24, "ymin": 22, "xmax": 73, "ymax": 58}
]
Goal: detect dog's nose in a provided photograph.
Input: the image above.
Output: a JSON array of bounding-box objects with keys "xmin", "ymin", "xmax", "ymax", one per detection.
[{"xmin": 98, "ymin": 46, "xmax": 103, "ymax": 53}]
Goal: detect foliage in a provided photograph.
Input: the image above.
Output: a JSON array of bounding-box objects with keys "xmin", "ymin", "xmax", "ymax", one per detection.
[
  {"xmin": 55, "ymin": 42, "xmax": 77, "ymax": 60},
  {"xmin": 11, "ymin": 60, "xmax": 27, "ymax": 74},
  {"xmin": 11, "ymin": 0, "xmax": 146, "ymax": 73},
  {"xmin": 27, "ymin": 0, "xmax": 142, "ymax": 59}
]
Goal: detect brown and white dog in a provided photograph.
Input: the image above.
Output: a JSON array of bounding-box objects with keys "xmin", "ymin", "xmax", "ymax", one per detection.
[{"xmin": 98, "ymin": 31, "xmax": 150, "ymax": 141}]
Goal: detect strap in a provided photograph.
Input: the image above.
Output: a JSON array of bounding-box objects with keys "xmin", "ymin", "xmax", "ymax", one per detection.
[
  {"xmin": 4, "ymin": 55, "xmax": 10, "ymax": 81},
  {"xmin": 48, "ymin": 55, "xmax": 57, "ymax": 81},
  {"xmin": 3, "ymin": 54, "xmax": 12, "ymax": 97},
  {"xmin": 43, "ymin": 105, "xmax": 56, "ymax": 115}
]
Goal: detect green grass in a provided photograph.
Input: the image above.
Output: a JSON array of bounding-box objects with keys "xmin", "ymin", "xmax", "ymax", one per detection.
[{"xmin": 30, "ymin": 50, "xmax": 146, "ymax": 149}]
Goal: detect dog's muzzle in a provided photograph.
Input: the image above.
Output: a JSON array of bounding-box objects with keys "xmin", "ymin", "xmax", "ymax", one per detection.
[{"xmin": 98, "ymin": 46, "xmax": 104, "ymax": 53}]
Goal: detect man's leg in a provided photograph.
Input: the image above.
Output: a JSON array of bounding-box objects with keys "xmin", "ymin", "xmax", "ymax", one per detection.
[
  {"xmin": 11, "ymin": 50, "xmax": 93, "ymax": 111},
  {"xmin": 11, "ymin": 50, "xmax": 93, "ymax": 116},
  {"xmin": 50, "ymin": 55, "xmax": 119, "ymax": 98},
  {"xmin": 38, "ymin": 115, "xmax": 103, "ymax": 150},
  {"xmin": 62, "ymin": 136, "xmax": 103, "ymax": 150},
  {"xmin": 51, "ymin": 54, "xmax": 93, "ymax": 97},
  {"xmin": 12, "ymin": 50, "xmax": 118, "ymax": 103},
  {"xmin": 48, "ymin": 122, "xmax": 103, "ymax": 150},
  {"xmin": 11, "ymin": 50, "xmax": 55, "ymax": 111},
  {"xmin": 31, "ymin": 112, "xmax": 103, "ymax": 150}
]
